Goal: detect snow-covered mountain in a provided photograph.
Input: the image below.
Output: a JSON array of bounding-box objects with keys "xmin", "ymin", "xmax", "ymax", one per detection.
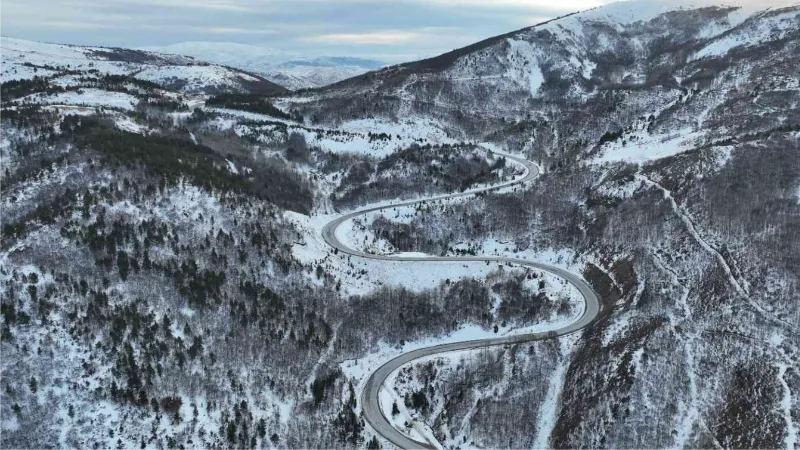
[
  {"xmin": 292, "ymin": 0, "xmax": 799, "ymax": 157},
  {"xmin": 277, "ymin": 1, "xmax": 800, "ymax": 448},
  {"xmin": 2, "ymin": 1, "xmax": 800, "ymax": 449},
  {"xmin": 142, "ymin": 42, "xmax": 385, "ymax": 90},
  {"xmin": 1, "ymin": 37, "xmax": 288, "ymax": 95}
]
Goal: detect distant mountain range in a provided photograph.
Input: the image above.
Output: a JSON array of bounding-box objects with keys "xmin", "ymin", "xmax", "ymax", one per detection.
[
  {"xmin": 141, "ymin": 42, "xmax": 385, "ymax": 90},
  {"xmin": 1, "ymin": 37, "xmax": 289, "ymax": 96}
]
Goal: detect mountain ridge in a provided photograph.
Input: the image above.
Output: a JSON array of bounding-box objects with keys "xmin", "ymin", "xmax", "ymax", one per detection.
[{"xmin": 1, "ymin": 36, "xmax": 289, "ymax": 95}]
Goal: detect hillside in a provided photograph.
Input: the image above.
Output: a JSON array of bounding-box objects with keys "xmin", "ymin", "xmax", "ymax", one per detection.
[
  {"xmin": 2, "ymin": 1, "xmax": 800, "ymax": 449},
  {"xmin": 287, "ymin": 1, "xmax": 800, "ymax": 165},
  {"xmin": 280, "ymin": 1, "xmax": 800, "ymax": 448},
  {"xmin": 2, "ymin": 37, "xmax": 289, "ymax": 96}
]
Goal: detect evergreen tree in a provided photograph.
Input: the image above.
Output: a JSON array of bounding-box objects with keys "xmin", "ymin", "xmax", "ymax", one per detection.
[{"xmin": 117, "ymin": 251, "xmax": 130, "ymax": 281}]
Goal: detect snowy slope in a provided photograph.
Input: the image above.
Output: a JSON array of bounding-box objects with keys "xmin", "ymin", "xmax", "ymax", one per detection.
[
  {"xmin": 288, "ymin": 0, "xmax": 799, "ymax": 164},
  {"xmin": 1, "ymin": 37, "xmax": 288, "ymax": 95}
]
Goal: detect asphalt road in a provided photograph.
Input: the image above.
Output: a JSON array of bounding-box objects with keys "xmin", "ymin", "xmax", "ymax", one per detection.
[{"xmin": 321, "ymin": 152, "xmax": 601, "ymax": 449}]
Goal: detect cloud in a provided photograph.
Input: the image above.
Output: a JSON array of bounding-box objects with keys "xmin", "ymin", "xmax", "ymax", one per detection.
[
  {"xmin": 41, "ymin": 20, "xmax": 120, "ymax": 30},
  {"xmin": 512, "ymin": 15, "xmax": 556, "ymax": 26},
  {"xmin": 204, "ymin": 27, "xmax": 277, "ymax": 35},
  {"xmin": 0, "ymin": 0, "xmax": 619, "ymax": 62},
  {"xmin": 301, "ymin": 31, "xmax": 424, "ymax": 45},
  {"xmin": 407, "ymin": 0, "xmax": 608, "ymax": 12},
  {"xmin": 125, "ymin": 0, "xmax": 256, "ymax": 11}
]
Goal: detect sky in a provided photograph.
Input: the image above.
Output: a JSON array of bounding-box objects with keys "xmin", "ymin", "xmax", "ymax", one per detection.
[{"xmin": 0, "ymin": 0, "xmax": 613, "ymax": 63}]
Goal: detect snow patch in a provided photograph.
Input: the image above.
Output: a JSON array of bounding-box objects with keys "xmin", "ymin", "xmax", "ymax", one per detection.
[
  {"xmin": 114, "ymin": 116, "xmax": 146, "ymax": 133},
  {"xmin": 692, "ymin": 9, "xmax": 800, "ymax": 61},
  {"xmin": 20, "ymin": 89, "xmax": 139, "ymax": 111},
  {"xmin": 533, "ymin": 334, "xmax": 578, "ymax": 449},
  {"xmin": 225, "ymin": 159, "xmax": 239, "ymax": 174},
  {"xmin": 592, "ymin": 128, "xmax": 703, "ymax": 164}
]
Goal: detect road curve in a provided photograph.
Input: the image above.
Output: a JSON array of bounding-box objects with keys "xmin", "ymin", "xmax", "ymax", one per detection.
[{"xmin": 321, "ymin": 152, "xmax": 601, "ymax": 449}]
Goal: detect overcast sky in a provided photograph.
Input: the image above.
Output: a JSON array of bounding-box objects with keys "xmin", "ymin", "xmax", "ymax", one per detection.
[{"xmin": 1, "ymin": 0, "xmax": 614, "ymax": 63}]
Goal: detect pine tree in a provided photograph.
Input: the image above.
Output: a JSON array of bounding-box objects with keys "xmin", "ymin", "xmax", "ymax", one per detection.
[
  {"xmin": 117, "ymin": 251, "xmax": 130, "ymax": 281},
  {"xmin": 367, "ymin": 436, "xmax": 381, "ymax": 449}
]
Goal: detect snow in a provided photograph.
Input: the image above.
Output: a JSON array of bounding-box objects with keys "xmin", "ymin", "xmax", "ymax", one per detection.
[
  {"xmin": 327, "ymin": 116, "xmax": 458, "ymax": 157},
  {"xmin": 41, "ymin": 105, "xmax": 96, "ymax": 116},
  {"xmin": 602, "ymin": 280, "xmax": 646, "ymax": 347},
  {"xmin": 263, "ymin": 64, "xmax": 377, "ymax": 90},
  {"xmin": 326, "ymin": 204, "xmax": 586, "ymax": 383},
  {"xmin": 114, "ymin": 115, "xmax": 146, "ymax": 133},
  {"xmin": 532, "ymin": 334, "xmax": 578, "ymax": 449},
  {"xmin": 288, "ymin": 208, "xmax": 532, "ymax": 296},
  {"xmin": 379, "ymin": 384, "xmax": 442, "ymax": 448},
  {"xmin": 225, "ymin": 159, "xmax": 239, "ymax": 174},
  {"xmin": 544, "ymin": 0, "xmax": 792, "ymax": 36},
  {"xmin": 672, "ymin": 337, "xmax": 700, "ymax": 450},
  {"xmin": 776, "ymin": 364, "xmax": 798, "ymax": 450},
  {"xmin": 141, "ymin": 41, "xmax": 293, "ymax": 63},
  {"xmin": 596, "ymin": 177, "xmax": 645, "ymax": 200},
  {"xmin": 285, "ymin": 162, "xmax": 583, "ymax": 309},
  {"xmin": 354, "ymin": 313, "xmax": 583, "ymax": 448},
  {"xmin": 1, "ymin": 37, "xmax": 261, "ymax": 95},
  {"xmin": 2, "ymin": 36, "xmax": 90, "ymax": 60},
  {"xmin": 592, "ymin": 128, "xmax": 703, "ymax": 164},
  {"xmin": 524, "ymin": 0, "xmax": 800, "ymax": 88},
  {"xmin": 691, "ymin": 9, "xmax": 800, "ymax": 61},
  {"xmin": 2, "ymin": 163, "xmax": 90, "ymax": 219},
  {"xmin": 135, "ymin": 64, "xmax": 258, "ymax": 92},
  {"xmin": 527, "ymin": 62, "xmax": 545, "ymax": 96},
  {"xmin": 206, "ymin": 107, "xmax": 294, "ymax": 125},
  {"xmin": 286, "ymin": 177, "xmax": 566, "ymax": 293},
  {"xmin": 1, "ymin": 413, "xmax": 20, "ymax": 433},
  {"xmin": 341, "ymin": 315, "xmax": 581, "ymax": 412},
  {"xmin": 639, "ymin": 174, "xmax": 748, "ymax": 295},
  {"xmin": 373, "ymin": 205, "xmax": 418, "ymax": 224},
  {"xmin": 505, "ymin": 39, "xmax": 544, "ymax": 97},
  {"xmin": 19, "ymin": 89, "xmax": 139, "ymax": 111},
  {"xmin": 51, "ymin": 74, "xmax": 93, "ymax": 88},
  {"xmin": 712, "ymin": 145, "xmax": 735, "ymax": 169},
  {"xmin": 5, "ymin": 4, "xmax": 797, "ymax": 447},
  {"xmin": 641, "ymin": 175, "xmax": 799, "ymax": 333},
  {"xmin": 1, "ymin": 37, "xmax": 130, "ymax": 82}
]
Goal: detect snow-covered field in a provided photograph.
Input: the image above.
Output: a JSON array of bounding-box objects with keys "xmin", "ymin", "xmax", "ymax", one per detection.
[
  {"xmin": 134, "ymin": 65, "xmax": 258, "ymax": 92},
  {"xmin": 591, "ymin": 128, "xmax": 705, "ymax": 164},
  {"xmin": 205, "ymin": 109, "xmax": 457, "ymax": 158},
  {"xmin": 19, "ymin": 89, "xmax": 139, "ymax": 111},
  {"xmin": 1, "ymin": 37, "xmax": 270, "ymax": 94}
]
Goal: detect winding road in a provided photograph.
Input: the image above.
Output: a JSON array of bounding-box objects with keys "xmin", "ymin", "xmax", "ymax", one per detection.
[{"xmin": 321, "ymin": 152, "xmax": 601, "ymax": 449}]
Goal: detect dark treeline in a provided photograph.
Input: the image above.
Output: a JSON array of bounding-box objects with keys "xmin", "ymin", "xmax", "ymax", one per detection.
[
  {"xmin": 206, "ymin": 94, "xmax": 295, "ymax": 121},
  {"xmin": 60, "ymin": 116, "xmax": 313, "ymax": 214}
]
